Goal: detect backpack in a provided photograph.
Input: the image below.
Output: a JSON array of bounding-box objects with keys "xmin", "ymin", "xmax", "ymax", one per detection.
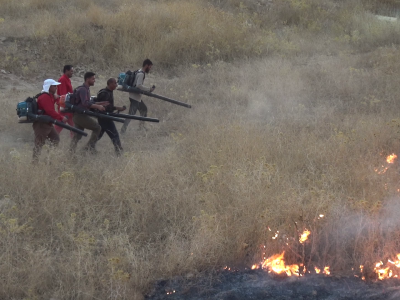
[
  {"xmin": 16, "ymin": 93, "xmax": 43, "ymax": 123},
  {"xmin": 65, "ymin": 85, "xmax": 85, "ymax": 106},
  {"xmin": 121, "ymin": 69, "xmax": 144, "ymax": 89},
  {"xmin": 117, "ymin": 72, "xmax": 126, "ymax": 86}
]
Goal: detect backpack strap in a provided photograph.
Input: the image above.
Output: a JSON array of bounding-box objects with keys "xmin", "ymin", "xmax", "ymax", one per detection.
[
  {"xmin": 33, "ymin": 92, "xmax": 49, "ymax": 99},
  {"xmin": 133, "ymin": 69, "xmax": 145, "ymax": 86},
  {"xmin": 73, "ymin": 85, "xmax": 86, "ymax": 105},
  {"xmin": 96, "ymin": 88, "xmax": 111, "ymax": 101}
]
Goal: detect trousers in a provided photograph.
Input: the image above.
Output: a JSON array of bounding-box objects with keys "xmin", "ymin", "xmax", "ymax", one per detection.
[
  {"xmin": 120, "ymin": 98, "xmax": 147, "ymax": 133},
  {"xmin": 32, "ymin": 121, "xmax": 60, "ymax": 162},
  {"xmin": 98, "ymin": 118, "xmax": 123, "ymax": 154},
  {"xmin": 70, "ymin": 113, "xmax": 101, "ymax": 152}
]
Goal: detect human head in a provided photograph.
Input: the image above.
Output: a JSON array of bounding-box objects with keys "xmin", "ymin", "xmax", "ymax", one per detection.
[
  {"xmin": 63, "ymin": 65, "xmax": 74, "ymax": 78},
  {"xmin": 107, "ymin": 78, "xmax": 118, "ymax": 91},
  {"xmin": 142, "ymin": 59, "xmax": 153, "ymax": 74},
  {"xmin": 42, "ymin": 79, "xmax": 61, "ymax": 95},
  {"xmin": 84, "ymin": 72, "xmax": 96, "ymax": 86}
]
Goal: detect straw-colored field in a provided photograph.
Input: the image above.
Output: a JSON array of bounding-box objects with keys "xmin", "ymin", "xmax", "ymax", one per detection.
[{"xmin": 1, "ymin": 0, "xmax": 400, "ymax": 298}]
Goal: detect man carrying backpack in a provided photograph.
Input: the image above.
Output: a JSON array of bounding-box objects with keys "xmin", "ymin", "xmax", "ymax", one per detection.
[
  {"xmin": 120, "ymin": 59, "xmax": 155, "ymax": 134},
  {"xmin": 33, "ymin": 79, "xmax": 68, "ymax": 163},
  {"xmin": 69, "ymin": 72, "xmax": 108, "ymax": 154},
  {"xmin": 95, "ymin": 78, "xmax": 126, "ymax": 155},
  {"xmin": 55, "ymin": 65, "xmax": 74, "ymax": 137}
]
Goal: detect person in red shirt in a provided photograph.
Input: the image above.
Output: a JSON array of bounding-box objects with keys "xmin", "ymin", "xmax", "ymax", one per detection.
[
  {"xmin": 33, "ymin": 79, "xmax": 68, "ymax": 163},
  {"xmin": 55, "ymin": 65, "xmax": 74, "ymax": 137}
]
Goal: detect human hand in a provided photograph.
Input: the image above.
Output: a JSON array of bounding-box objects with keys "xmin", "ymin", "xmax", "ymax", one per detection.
[
  {"xmin": 96, "ymin": 105, "xmax": 106, "ymax": 112},
  {"xmin": 62, "ymin": 116, "xmax": 68, "ymax": 123},
  {"xmin": 116, "ymin": 106, "xmax": 126, "ymax": 112}
]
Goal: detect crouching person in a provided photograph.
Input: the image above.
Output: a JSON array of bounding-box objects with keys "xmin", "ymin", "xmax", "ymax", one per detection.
[
  {"xmin": 96, "ymin": 78, "xmax": 125, "ymax": 155},
  {"xmin": 33, "ymin": 79, "xmax": 68, "ymax": 163},
  {"xmin": 69, "ymin": 72, "xmax": 108, "ymax": 154}
]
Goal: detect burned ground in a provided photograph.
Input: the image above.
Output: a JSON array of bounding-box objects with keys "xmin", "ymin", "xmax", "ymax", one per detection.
[{"xmin": 147, "ymin": 270, "xmax": 400, "ymax": 300}]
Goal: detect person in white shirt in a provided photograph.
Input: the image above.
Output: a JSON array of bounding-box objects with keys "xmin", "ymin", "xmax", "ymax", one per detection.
[{"xmin": 120, "ymin": 59, "xmax": 155, "ymax": 134}]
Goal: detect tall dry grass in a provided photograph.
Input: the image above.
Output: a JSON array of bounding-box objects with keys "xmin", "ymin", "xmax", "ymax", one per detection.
[
  {"xmin": 2, "ymin": 0, "xmax": 398, "ymax": 74},
  {"xmin": 2, "ymin": 48, "xmax": 400, "ymax": 298},
  {"xmin": 2, "ymin": 0, "xmax": 400, "ymax": 299},
  {"xmin": 0, "ymin": 0, "xmax": 295, "ymax": 71}
]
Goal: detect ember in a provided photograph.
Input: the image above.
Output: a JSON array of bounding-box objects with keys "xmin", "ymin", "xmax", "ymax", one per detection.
[
  {"xmin": 299, "ymin": 229, "xmax": 310, "ymax": 244},
  {"xmin": 386, "ymin": 154, "xmax": 397, "ymax": 164},
  {"xmin": 375, "ymin": 153, "xmax": 397, "ymax": 174}
]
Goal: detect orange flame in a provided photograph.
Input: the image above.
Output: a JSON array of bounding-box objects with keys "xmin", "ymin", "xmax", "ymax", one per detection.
[
  {"xmin": 323, "ymin": 266, "xmax": 330, "ymax": 275},
  {"xmin": 261, "ymin": 252, "xmax": 300, "ymax": 276},
  {"xmin": 386, "ymin": 154, "xmax": 397, "ymax": 164},
  {"xmin": 375, "ymin": 153, "xmax": 397, "ymax": 174},
  {"xmin": 299, "ymin": 229, "xmax": 311, "ymax": 244},
  {"xmin": 374, "ymin": 254, "xmax": 400, "ymax": 280},
  {"xmin": 315, "ymin": 267, "xmax": 321, "ymax": 274}
]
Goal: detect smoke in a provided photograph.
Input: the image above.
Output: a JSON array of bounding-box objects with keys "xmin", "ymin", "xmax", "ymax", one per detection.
[
  {"xmin": 247, "ymin": 90, "xmax": 272, "ymax": 120},
  {"xmin": 312, "ymin": 197, "xmax": 400, "ymax": 270}
]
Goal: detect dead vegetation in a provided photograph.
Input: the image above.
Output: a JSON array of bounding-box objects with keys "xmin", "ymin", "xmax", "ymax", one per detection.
[{"xmin": 1, "ymin": 0, "xmax": 400, "ymax": 299}]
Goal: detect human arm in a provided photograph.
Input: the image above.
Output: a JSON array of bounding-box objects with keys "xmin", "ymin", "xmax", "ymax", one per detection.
[
  {"xmin": 115, "ymin": 106, "xmax": 126, "ymax": 112},
  {"xmin": 135, "ymin": 72, "xmax": 153, "ymax": 92},
  {"xmin": 95, "ymin": 91, "xmax": 111, "ymax": 110},
  {"xmin": 39, "ymin": 94, "xmax": 65, "ymax": 121},
  {"xmin": 90, "ymin": 103, "xmax": 107, "ymax": 111},
  {"xmin": 78, "ymin": 87, "xmax": 96, "ymax": 109}
]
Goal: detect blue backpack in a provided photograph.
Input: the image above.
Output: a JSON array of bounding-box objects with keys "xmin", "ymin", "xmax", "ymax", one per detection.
[{"xmin": 16, "ymin": 93, "xmax": 43, "ymax": 123}]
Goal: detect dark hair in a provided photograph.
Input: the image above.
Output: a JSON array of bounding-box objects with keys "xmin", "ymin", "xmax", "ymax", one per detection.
[
  {"xmin": 142, "ymin": 59, "xmax": 153, "ymax": 67},
  {"xmin": 107, "ymin": 78, "xmax": 116, "ymax": 85},
  {"xmin": 63, "ymin": 65, "xmax": 73, "ymax": 73},
  {"xmin": 84, "ymin": 72, "xmax": 96, "ymax": 81}
]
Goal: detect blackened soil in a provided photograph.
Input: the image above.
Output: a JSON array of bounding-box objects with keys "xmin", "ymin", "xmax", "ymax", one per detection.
[{"xmin": 146, "ymin": 269, "xmax": 400, "ymax": 300}]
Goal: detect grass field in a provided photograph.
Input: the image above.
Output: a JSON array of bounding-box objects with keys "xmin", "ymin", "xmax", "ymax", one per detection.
[{"xmin": 2, "ymin": 0, "xmax": 400, "ymax": 299}]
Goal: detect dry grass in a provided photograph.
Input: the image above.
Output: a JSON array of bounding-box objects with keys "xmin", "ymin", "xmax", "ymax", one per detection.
[
  {"xmin": 0, "ymin": 0, "xmax": 298, "ymax": 71},
  {"xmin": 2, "ymin": 0, "xmax": 400, "ymax": 299},
  {"xmin": 2, "ymin": 51, "xmax": 400, "ymax": 298},
  {"xmin": 1, "ymin": 0, "xmax": 394, "ymax": 73}
]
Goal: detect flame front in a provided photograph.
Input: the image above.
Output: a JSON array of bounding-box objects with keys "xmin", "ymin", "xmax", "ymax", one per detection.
[
  {"xmin": 374, "ymin": 254, "xmax": 400, "ymax": 280},
  {"xmin": 261, "ymin": 252, "xmax": 300, "ymax": 276}
]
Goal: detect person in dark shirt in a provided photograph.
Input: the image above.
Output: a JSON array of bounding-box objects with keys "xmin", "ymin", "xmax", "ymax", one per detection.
[
  {"xmin": 96, "ymin": 78, "xmax": 126, "ymax": 155},
  {"xmin": 69, "ymin": 72, "xmax": 108, "ymax": 154}
]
